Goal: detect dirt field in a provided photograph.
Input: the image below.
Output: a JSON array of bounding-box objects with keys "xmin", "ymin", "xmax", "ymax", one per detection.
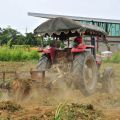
[{"xmin": 0, "ymin": 61, "xmax": 120, "ymax": 120}]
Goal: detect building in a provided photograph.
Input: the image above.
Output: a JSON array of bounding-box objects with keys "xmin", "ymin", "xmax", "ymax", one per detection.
[
  {"xmin": 28, "ymin": 12, "xmax": 120, "ymax": 52},
  {"xmin": 28, "ymin": 12, "xmax": 120, "ymax": 37}
]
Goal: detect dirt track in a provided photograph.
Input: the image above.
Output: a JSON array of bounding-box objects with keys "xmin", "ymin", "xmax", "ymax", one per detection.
[{"xmin": 0, "ymin": 61, "xmax": 120, "ymax": 120}]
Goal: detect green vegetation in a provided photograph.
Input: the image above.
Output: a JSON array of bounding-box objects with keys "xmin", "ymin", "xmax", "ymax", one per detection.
[
  {"xmin": 54, "ymin": 102, "xmax": 67, "ymax": 120},
  {"xmin": 103, "ymin": 52, "xmax": 120, "ymax": 63},
  {"xmin": 0, "ymin": 27, "xmax": 42, "ymax": 46},
  {"xmin": 54, "ymin": 103, "xmax": 103, "ymax": 120},
  {"xmin": 0, "ymin": 46, "xmax": 40, "ymax": 61},
  {"xmin": 0, "ymin": 27, "xmax": 43, "ymax": 62}
]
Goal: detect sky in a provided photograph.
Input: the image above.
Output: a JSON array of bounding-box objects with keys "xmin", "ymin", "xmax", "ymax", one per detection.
[{"xmin": 0, "ymin": 0, "xmax": 120, "ymax": 34}]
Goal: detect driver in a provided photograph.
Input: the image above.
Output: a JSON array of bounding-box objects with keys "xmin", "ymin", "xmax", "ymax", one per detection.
[{"xmin": 73, "ymin": 36, "xmax": 83, "ymax": 48}]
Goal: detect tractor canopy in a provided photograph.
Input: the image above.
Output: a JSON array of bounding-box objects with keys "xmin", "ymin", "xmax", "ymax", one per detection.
[
  {"xmin": 34, "ymin": 17, "xmax": 107, "ymax": 37},
  {"xmin": 82, "ymin": 24, "xmax": 107, "ymax": 36},
  {"xmin": 34, "ymin": 17, "xmax": 85, "ymax": 35}
]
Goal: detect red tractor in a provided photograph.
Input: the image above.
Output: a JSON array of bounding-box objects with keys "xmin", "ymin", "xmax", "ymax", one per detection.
[{"xmin": 35, "ymin": 17, "xmax": 115, "ymax": 95}]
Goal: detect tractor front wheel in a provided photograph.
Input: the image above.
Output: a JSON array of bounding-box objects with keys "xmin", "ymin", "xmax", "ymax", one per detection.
[{"xmin": 102, "ymin": 67, "xmax": 115, "ymax": 94}]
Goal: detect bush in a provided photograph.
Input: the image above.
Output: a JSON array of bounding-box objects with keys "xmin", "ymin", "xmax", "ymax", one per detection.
[
  {"xmin": 0, "ymin": 46, "xmax": 40, "ymax": 61},
  {"xmin": 29, "ymin": 50, "xmax": 40, "ymax": 60},
  {"xmin": 111, "ymin": 53, "xmax": 120, "ymax": 63}
]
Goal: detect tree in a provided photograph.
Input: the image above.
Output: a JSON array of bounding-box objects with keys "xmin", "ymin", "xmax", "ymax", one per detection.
[
  {"xmin": 0, "ymin": 27, "xmax": 42, "ymax": 46},
  {"xmin": 0, "ymin": 27, "xmax": 21, "ymax": 45},
  {"xmin": 16, "ymin": 35, "xmax": 25, "ymax": 45},
  {"xmin": 25, "ymin": 33, "xmax": 37, "ymax": 46}
]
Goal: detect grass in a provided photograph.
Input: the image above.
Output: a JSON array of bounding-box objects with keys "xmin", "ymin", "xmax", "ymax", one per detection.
[
  {"xmin": 103, "ymin": 52, "xmax": 120, "ymax": 63},
  {"xmin": 0, "ymin": 46, "xmax": 40, "ymax": 61},
  {"xmin": 54, "ymin": 102, "xmax": 67, "ymax": 120},
  {"xmin": 1, "ymin": 45, "xmax": 119, "ymax": 63},
  {"xmin": 53, "ymin": 103, "xmax": 103, "ymax": 120}
]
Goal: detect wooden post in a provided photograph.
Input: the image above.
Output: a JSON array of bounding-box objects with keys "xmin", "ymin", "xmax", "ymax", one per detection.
[
  {"xmin": 42, "ymin": 71, "xmax": 45, "ymax": 84},
  {"xmin": 14, "ymin": 71, "xmax": 18, "ymax": 79},
  {"xmin": 3, "ymin": 72, "xmax": 5, "ymax": 82}
]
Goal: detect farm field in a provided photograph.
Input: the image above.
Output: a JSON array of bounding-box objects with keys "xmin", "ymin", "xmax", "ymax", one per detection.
[{"xmin": 0, "ymin": 61, "xmax": 120, "ymax": 120}]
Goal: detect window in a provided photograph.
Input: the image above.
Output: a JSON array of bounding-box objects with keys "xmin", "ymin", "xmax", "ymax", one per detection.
[{"xmin": 80, "ymin": 21, "xmax": 120, "ymax": 36}]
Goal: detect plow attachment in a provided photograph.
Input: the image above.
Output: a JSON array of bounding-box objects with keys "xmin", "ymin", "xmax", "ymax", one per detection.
[{"xmin": 0, "ymin": 70, "xmax": 47, "ymax": 101}]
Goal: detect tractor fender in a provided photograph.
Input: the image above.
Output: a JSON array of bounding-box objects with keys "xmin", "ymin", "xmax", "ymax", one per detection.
[
  {"xmin": 42, "ymin": 47, "xmax": 55, "ymax": 63},
  {"xmin": 71, "ymin": 45, "xmax": 86, "ymax": 53}
]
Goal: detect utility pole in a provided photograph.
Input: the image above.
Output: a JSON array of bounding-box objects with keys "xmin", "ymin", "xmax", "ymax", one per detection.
[{"xmin": 25, "ymin": 27, "xmax": 27, "ymax": 34}]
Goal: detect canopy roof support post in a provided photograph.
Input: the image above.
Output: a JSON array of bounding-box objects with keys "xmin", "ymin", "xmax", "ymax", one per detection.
[
  {"xmin": 91, "ymin": 36, "xmax": 96, "ymax": 59},
  {"xmin": 96, "ymin": 36, "xmax": 99, "ymax": 52},
  {"xmin": 41, "ymin": 36, "xmax": 44, "ymax": 47},
  {"xmin": 68, "ymin": 38, "xmax": 70, "ymax": 47}
]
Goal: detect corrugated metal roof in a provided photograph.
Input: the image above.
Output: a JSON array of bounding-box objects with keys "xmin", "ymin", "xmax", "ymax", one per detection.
[{"xmin": 28, "ymin": 12, "xmax": 120, "ymax": 24}]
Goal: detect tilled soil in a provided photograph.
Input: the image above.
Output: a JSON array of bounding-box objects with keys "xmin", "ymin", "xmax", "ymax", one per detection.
[
  {"xmin": 0, "ymin": 101, "xmax": 104, "ymax": 120},
  {"xmin": 0, "ymin": 61, "xmax": 120, "ymax": 120}
]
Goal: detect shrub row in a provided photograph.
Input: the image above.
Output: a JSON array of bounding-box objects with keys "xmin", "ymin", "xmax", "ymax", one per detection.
[{"xmin": 0, "ymin": 46, "xmax": 40, "ymax": 61}]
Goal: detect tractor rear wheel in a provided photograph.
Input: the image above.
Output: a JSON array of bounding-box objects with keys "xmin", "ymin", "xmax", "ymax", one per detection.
[
  {"xmin": 102, "ymin": 67, "xmax": 115, "ymax": 94},
  {"xmin": 72, "ymin": 52, "xmax": 97, "ymax": 95}
]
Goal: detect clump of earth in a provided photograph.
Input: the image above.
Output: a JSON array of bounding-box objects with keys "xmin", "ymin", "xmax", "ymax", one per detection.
[{"xmin": 0, "ymin": 101, "xmax": 104, "ymax": 120}]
